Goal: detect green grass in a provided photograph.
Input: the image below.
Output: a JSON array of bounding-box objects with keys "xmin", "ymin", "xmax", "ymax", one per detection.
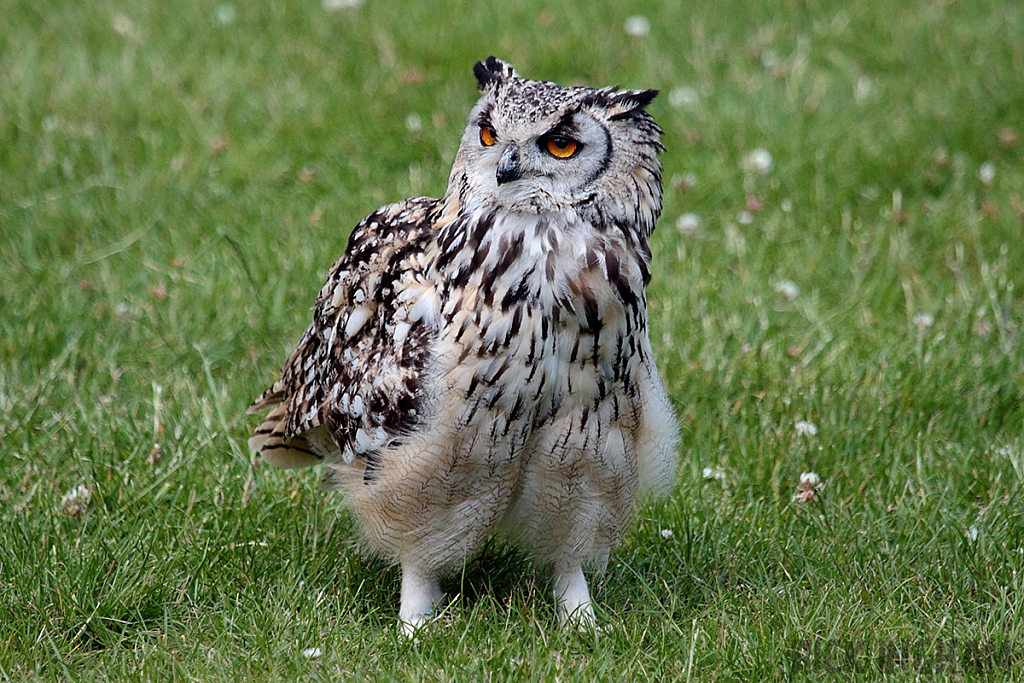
[{"xmin": 2, "ymin": 0, "xmax": 1023, "ymax": 680}]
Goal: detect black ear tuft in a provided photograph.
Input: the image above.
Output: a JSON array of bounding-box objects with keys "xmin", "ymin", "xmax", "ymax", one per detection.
[
  {"xmin": 606, "ymin": 88, "xmax": 659, "ymax": 121},
  {"xmin": 473, "ymin": 56, "xmax": 517, "ymax": 91}
]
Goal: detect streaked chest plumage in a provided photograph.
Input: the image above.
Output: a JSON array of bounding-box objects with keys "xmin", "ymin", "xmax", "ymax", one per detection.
[{"xmin": 430, "ymin": 207, "xmax": 649, "ymax": 450}]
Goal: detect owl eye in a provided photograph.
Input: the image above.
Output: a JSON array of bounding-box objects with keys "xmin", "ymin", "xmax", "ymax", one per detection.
[
  {"xmin": 479, "ymin": 125, "xmax": 498, "ymax": 147},
  {"xmin": 542, "ymin": 134, "xmax": 580, "ymax": 159}
]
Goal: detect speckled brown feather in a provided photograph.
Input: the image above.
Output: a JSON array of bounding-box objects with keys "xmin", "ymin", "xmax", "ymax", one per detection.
[{"xmin": 248, "ymin": 197, "xmax": 440, "ymax": 473}]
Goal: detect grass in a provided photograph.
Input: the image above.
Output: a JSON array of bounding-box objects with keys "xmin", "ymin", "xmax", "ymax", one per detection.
[{"xmin": 1, "ymin": 0, "xmax": 1023, "ymax": 679}]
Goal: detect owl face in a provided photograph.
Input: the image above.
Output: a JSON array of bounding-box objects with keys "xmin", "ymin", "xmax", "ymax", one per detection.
[{"xmin": 453, "ymin": 57, "xmax": 663, "ymax": 218}]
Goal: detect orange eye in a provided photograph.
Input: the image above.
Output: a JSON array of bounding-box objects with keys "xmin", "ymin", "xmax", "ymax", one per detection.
[
  {"xmin": 479, "ymin": 125, "xmax": 497, "ymax": 147},
  {"xmin": 544, "ymin": 135, "xmax": 579, "ymax": 159}
]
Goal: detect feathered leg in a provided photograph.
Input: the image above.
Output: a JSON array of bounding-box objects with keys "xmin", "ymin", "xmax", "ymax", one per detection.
[
  {"xmin": 399, "ymin": 562, "xmax": 445, "ymax": 637},
  {"xmin": 552, "ymin": 563, "xmax": 595, "ymax": 628}
]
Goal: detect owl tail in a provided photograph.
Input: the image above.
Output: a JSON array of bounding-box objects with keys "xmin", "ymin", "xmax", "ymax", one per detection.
[{"xmin": 247, "ymin": 389, "xmax": 323, "ymax": 469}]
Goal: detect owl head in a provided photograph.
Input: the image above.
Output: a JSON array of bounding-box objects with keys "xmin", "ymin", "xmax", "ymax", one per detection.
[{"xmin": 448, "ymin": 57, "xmax": 664, "ymax": 234}]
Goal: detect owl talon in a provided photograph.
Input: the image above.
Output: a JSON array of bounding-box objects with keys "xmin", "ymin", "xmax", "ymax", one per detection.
[
  {"xmin": 399, "ymin": 614, "xmax": 430, "ymax": 639},
  {"xmin": 553, "ymin": 565, "xmax": 597, "ymax": 629},
  {"xmin": 399, "ymin": 564, "xmax": 445, "ymax": 638}
]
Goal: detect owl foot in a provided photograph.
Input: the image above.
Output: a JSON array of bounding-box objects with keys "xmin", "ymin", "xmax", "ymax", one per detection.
[
  {"xmin": 553, "ymin": 564, "xmax": 596, "ymax": 630},
  {"xmin": 399, "ymin": 564, "xmax": 445, "ymax": 638}
]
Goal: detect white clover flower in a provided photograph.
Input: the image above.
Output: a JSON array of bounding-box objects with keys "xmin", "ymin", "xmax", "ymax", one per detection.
[
  {"xmin": 42, "ymin": 115, "xmax": 61, "ymax": 134},
  {"xmin": 737, "ymin": 210, "xmax": 754, "ymax": 225},
  {"xmin": 661, "ymin": 529, "xmax": 674, "ymax": 540},
  {"xmin": 794, "ymin": 420, "xmax": 818, "ymax": 437},
  {"xmin": 854, "ymin": 75, "xmax": 872, "ymax": 101},
  {"xmin": 799, "ymin": 472, "xmax": 821, "ymax": 487},
  {"xmin": 404, "ymin": 113, "xmax": 423, "ymax": 133},
  {"xmin": 215, "ymin": 4, "xmax": 236, "ymax": 24},
  {"xmin": 302, "ymin": 647, "xmax": 323, "ymax": 659},
  {"xmin": 978, "ymin": 162, "xmax": 995, "ymax": 185},
  {"xmin": 780, "ymin": 198, "xmax": 793, "ymax": 212},
  {"xmin": 702, "ymin": 466, "xmax": 726, "ymax": 482},
  {"xmin": 323, "ymin": 0, "xmax": 363, "ymax": 10},
  {"xmin": 760, "ymin": 50, "xmax": 781, "ymax": 70},
  {"xmin": 624, "ymin": 15, "xmax": 651, "ymax": 37},
  {"xmin": 913, "ymin": 312, "xmax": 934, "ymax": 329},
  {"xmin": 675, "ymin": 212, "xmax": 701, "ymax": 235},
  {"xmin": 744, "ymin": 148, "xmax": 774, "ymax": 174},
  {"xmin": 668, "ymin": 86, "xmax": 699, "ymax": 110},
  {"xmin": 62, "ymin": 484, "xmax": 92, "ymax": 516},
  {"xmin": 111, "ymin": 14, "xmax": 140, "ymax": 41},
  {"xmin": 774, "ymin": 280, "xmax": 799, "ymax": 301},
  {"xmin": 793, "ymin": 472, "xmax": 824, "ymax": 503}
]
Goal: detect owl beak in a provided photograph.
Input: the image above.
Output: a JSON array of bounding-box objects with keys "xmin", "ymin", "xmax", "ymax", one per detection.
[{"xmin": 495, "ymin": 144, "xmax": 522, "ymax": 185}]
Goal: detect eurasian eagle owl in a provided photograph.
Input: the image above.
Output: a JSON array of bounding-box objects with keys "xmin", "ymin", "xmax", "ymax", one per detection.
[{"xmin": 249, "ymin": 57, "xmax": 678, "ymax": 635}]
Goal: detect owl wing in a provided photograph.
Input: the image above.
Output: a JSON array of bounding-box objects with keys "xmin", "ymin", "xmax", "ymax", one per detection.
[{"xmin": 248, "ymin": 197, "xmax": 442, "ymax": 471}]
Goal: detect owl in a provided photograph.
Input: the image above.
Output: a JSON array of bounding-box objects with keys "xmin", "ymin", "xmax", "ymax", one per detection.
[{"xmin": 248, "ymin": 57, "xmax": 679, "ymax": 635}]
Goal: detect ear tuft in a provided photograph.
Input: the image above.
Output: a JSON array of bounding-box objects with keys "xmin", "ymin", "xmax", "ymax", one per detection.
[
  {"xmin": 604, "ymin": 88, "xmax": 659, "ymax": 121},
  {"xmin": 473, "ymin": 56, "xmax": 518, "ymax": 91}
]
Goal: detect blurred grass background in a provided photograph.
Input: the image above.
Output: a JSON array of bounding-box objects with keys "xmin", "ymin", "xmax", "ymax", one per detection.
[{"xmin": 1, "ymin": 0, "xmax": 1023, "ymax": 680}]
